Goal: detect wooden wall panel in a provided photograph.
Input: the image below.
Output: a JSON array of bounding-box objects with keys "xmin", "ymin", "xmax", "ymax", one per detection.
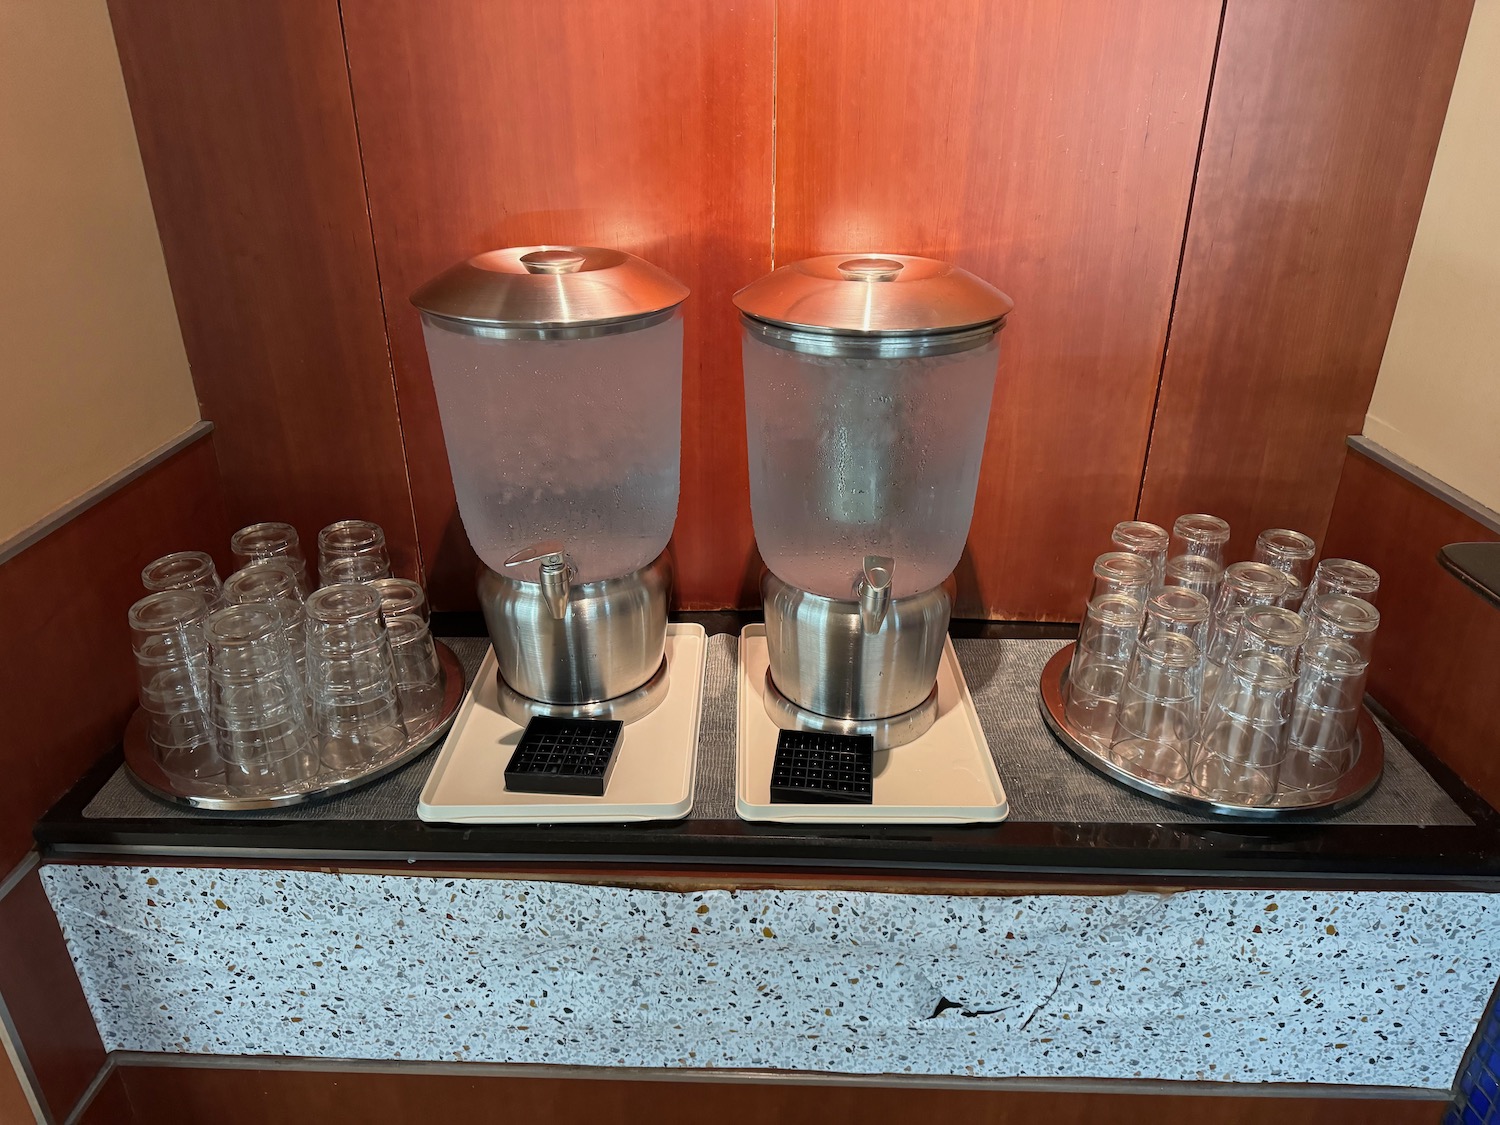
[
  {"xmin": 0, "ymin": 868, "xmax": 106, "ymax": 1123},
  {"xmin": 106, "ymin": 0, "xmax": 420, "ymax": 580},
  {"xmin": 773, "ymin": 0, "xmax": 1220, "ymax": 619},
  {"xmin": 341, "ymin": 0, "xmax": 774, "ymax": 609},
  {"xmin": 1322, "ymin": 448, "xmax": 1500, "ymax": 807},
  {"xmin": 0, "ymin": 435, "xmax": 226, "ymax": 869},
  {"xmin": 111, "ymin": 1064, "xmax": 1445, "ymax": 1125},
  {"xmin": 1137, "ymin": 0, "xmax": 1473, "ymax": 562}
]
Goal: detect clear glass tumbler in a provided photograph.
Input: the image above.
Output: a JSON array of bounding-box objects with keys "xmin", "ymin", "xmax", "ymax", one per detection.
[
  {"xmin": 1065, "ymin": 592, "xmax": 1143, "ymax": 750},
  {"xmin": 1164, "ymin": 554, "xmax": 1223, "ymax": 605},
  {"xmin": 317, "ymin": 520, "xmax": 391, "ymax": 588},
  {"xmin": 224, "ymin": 561, "xmax": 310, "ymax": 721},
  {"xmin": 1232, "ymin": 605, "xmax": 1308, "ymax": 667},
  {"xmin": 370, "ymin": 577, "xmax": 429, "ymax": 625},
  {"xmin": 1304, "ymin": 593, "xmax": 1380, "ymax": 661},
  {"xmin": 386, "ymin": 615, "xmax": 444, "ymax": 736},
  {"xmin": 1201, "ymin": 562, "xmax": 1291, "ymax": 712},
  {"xmin": 1191, "ymin": 652, "xmax": 1296, "ymax": 805},
  {"xmin": 1109, "ymin": 631, "xmax": 1200, "ymax": 785},
  {"xmin": 204, "ymin": 603, "xmax": 318, "ymax": 794},
  {"xmin": 129, "ymin": 589, "xmax": 220, "ymax": 782},
  {"xmin": 1111, "ymin": 521, "xmax": 1170, "ymax": 590},
  {"xmin": 1280, "ymin": 638, "xmax": 1368, "ymax": 798},
  {"xmin": 1301, "ymin": 559, "xmax": 1380, "ymax": 620},
  {"xmin": 1253, "ymin": 528, "xmax": 1317, "ymax": 609},
  {"xmin": 1085, "ymin": 552, "xmax": 1154, "ymax": 620},
  {"xmin": 1170, "ymin": 514, "xmax": 1231, "ymax": 568},
  {"xmin": 230, "ymin": 522, "xmax": 309, "ymax": 595},
  {"xmin": 305, "ymin": 583, "xmax": 407, "ymax": 775},
  {"xmin": 142, "ymin": 551, "xmax": 225, "ymax": 608}
]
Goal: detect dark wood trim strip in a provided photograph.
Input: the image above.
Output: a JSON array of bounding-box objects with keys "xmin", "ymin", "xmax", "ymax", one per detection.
[{"xmin": 1346, "ymin": 436, "xmax": 1500, "ymax": 536}]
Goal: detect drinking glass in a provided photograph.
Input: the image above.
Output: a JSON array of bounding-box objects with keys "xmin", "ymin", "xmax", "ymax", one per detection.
[
  {"xmin": 1111, "ymin": 521, "xmax": 1169, "ymax": 589},
  {"xmin": 1109, "ymin": 631, "xmax": 1200, "ymax": 785},
  {"xmin": 1253, "ymin": 528, "xmax": 1316, "ymax": 609},
  {"xmin": 317, "ymin": 520, "xmax": 391, "ymax": 587},
  {"xmin": 141, "ymin": 551, "xmax": 225, "ymax": 608},
  {"xmin": 1164, "ymin": 554, "xmax": 1223, "ymax": 604},
  {"xmin": 1301, "ymin": 559, "xmax": 1380, "ymax": 620},
  {"xmin": 224, "ymin": 560, "xmax": 310, "ymax": 720},
  {"xmin": 1085, "ymin": 552, "xmax": 1153, "ymax": 620},
  {"xmin": 1304, "ymin": 593, "xmax": 1379, "ymax": 661},
  {"xmin": 1232, "ymin": 605, "xmax": 1308, "ymax": 667},
  {"xmin": 204, "ymin": 603, "xmax": 318, "ymax": 794},
  {"xmin": 370, "ymin": 577, "xmax": 429, "ymax": 624},
  {"xmin": 1280, "ymin": 638, "xmax": 1368, "ymax": 798},
  {"xmin": 129, "ymin": 589, "xmax": 220, "ymax": 782},
  {"xmin": 1201, "ymin": 562, "xmax": 1291, "ymax": 711},
  {"xmin": 1144, "ymin": 587, "xmax": 1211, "ymax": 645},
  {"xmin": 1190, "ymin": 652, "xmax": 1295, "ymax": 805},
  {"xmin": 230, "ymin": 522, "xmax": 309, "ymax": 595},
  {"xmin": 1065, "ymin": 593, "xmax": 1143, "ymax": 750},
  {"xmin": 305, "ymin": 583, "xmax": 407, "ymax": 774},
  {"xmin": 1170, "ymin": 514, "xmax": 1231, "ymax": 568},
  {"xmin": 386, "ymin": 615, "xmax": 444, "ymax": 735}
]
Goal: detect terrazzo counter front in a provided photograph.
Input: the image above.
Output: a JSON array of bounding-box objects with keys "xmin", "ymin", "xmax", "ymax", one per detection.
[{"xmin": 41, "ymin": 864, "xmax": 1499, "ymax": 1088}]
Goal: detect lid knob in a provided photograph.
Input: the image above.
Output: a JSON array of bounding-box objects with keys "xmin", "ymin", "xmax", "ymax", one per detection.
[
  {"xmin": 837, "ymin": 257, "xmax": 905, "ymax": 282},
  {"xmin": 520, "ymin": 250, "xmax": 587, "ymax": 275}
]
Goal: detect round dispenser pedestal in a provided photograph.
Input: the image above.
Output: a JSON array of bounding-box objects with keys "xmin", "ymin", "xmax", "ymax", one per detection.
[
  {"xmin": 761, "ymin": 570, "xmax": 954, "ymax": 749},
  {"xmin": 479, "ymin": 550, "xmax": 672, "ymax": 722}
]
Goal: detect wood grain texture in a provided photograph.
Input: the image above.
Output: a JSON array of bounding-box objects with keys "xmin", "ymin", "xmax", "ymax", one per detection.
[
  {"xmin": 111, "ymin": 1064, "xmax": 1446, "ymax": 1125},
  {"xmin": 0, "ymin": 1051, "xmax": 39, "ymax": 1125},
  {"xmin": 0, "ymin": 436, "xmax": 226, "ymax": 869},
  {"xmin": 773, "ymin": 0, "xmax": 1220, "ymax": 618},
  {"xmin": 0, "ymin": 869, "xmax": 106, "ymax": 1123},
  {"xmin": 340, "ymin": 0, "xmax": 774, "ymax": 609},
  {"xmin": 1322, "ymin": 447, "xmax": 1500, "ymax": 806},
  {"xmin": 77, "ymin": 1068, "xmax": 133, "ymax": 1125},
  {"xmin": 1138, "ymin": 0, "xmax": 1474, "ymax": 562},
  {"xmin": 105, "ymin": 0, "xmax": 420, "ymax": 580}
]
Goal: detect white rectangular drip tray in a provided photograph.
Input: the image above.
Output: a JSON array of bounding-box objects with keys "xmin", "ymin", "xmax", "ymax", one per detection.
[
  {"xmin": 418, "ymin": 624, "xmax": 705, "ymax": 824},
  {"xmin": 736, "ymin": 625, "xmax": 1007, "ymax": 825}
]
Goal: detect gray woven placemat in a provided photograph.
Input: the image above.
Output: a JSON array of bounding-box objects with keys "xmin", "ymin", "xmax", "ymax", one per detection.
[{"xmin": 84, "ymin": 635, "xmax": 1470, "ymax": 826}]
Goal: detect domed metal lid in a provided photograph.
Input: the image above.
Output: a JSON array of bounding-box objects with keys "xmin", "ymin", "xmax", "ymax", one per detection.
[
  {"xmin": 411, "ymin": 246, "xmax": 688, "ymax": 338},
  {"xmin": 732, "ymin": 253, "xmax": 1013, "ymax": 337}
]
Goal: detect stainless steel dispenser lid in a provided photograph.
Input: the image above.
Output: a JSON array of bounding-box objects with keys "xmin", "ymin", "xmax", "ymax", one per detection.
[
  {"xmin": 733, "ymin": 253, "xmax": 1013, "ymax": 357},
  {"xmin": 411, "ymin": 246, "xmax": 689, "ymax": 340}
]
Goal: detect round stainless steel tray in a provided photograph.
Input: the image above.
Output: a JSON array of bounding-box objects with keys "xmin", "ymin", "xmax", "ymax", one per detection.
[
  {"xmin": 123, "ymin": 640, "xmax": 467, "ymax": 811},
  {"xmin": 1038, "ymin": 642, "xmax": 1383, "ymax": 819}
]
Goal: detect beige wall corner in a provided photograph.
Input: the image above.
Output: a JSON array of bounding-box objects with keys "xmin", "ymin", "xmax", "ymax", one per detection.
[
  {"xmin": 0, "ymin": 0, "xmax": 201, "ymax": 543},
  {"xmin": 1365, "ymin": 0, "xmax": 1500, "ymax": 512}
]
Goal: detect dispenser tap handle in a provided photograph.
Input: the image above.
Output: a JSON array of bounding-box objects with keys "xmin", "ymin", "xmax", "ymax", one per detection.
[
  {"xmin": 856, "ymin": 555, "xmax": 895, "ymax": 633},
  {"xmin": 502, "ymin": 540, "xmax": 574, "ymax": 620}
]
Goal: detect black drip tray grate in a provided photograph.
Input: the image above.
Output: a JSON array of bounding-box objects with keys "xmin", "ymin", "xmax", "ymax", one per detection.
[
  {"xmin": 504, "ymin": 716, "xmax": 624, "ymax": 796},
  {"xmin": 770, "ymin": 729, "xmax": 874, "ymax": 804}
]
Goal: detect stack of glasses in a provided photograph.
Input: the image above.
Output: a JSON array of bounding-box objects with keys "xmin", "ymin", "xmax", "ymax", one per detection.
[
  {"xmin": 128, "ymin": 519, "xmax": 445, "ymax": 797},
  {"xmin": 1064, "ymin": 515, "xmax": 1381, "ymax": 806}
]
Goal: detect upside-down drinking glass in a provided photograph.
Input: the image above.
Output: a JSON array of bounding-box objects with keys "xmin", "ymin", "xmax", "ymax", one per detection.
[
  {"xmin": 1191, "ymin": 651, "xmax": 1295, "ymax": 806},
  {"xmin": 1109, "ymin": 630, "xmax": 1200, "ymax": 785},
  {"xmin": 1111, "ymin": 521, "xmax": 1170, "ymax": 590},
  {"xmin": 129, "ymin": 589, "xmax": 220, "ymax": 782},
  {"xmin": 1170, "ymin": 514, "xmax": 1231, "ymax": 568},
  {"xmin": 1065, "ymin": 592, "xmax": 1144, "ymax": 750},
  {"xmin": 1253, "ymin": 528, "xmax": 1317, "ymax": 609}
]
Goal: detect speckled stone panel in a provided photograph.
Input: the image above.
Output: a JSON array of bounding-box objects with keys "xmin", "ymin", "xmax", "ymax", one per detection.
[{"xmin": 41, "ymin": 866, "xmax": 1499, "ymax": 1086}]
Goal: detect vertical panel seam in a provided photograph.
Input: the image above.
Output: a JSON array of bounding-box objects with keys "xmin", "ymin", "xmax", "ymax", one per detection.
[
  {"xmin": 769, "ymin": 1, "xmax": 779, "ymax": 270},
  {"xmin": 334, "ymin": 0, "xmax": 425, "ymax": 583},
  {"xmin": 1133, "ymin": 1, "xmax": 1230, "ymax": 520}
]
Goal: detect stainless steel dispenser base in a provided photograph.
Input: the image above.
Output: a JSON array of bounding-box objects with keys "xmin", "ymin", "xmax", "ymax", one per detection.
[
  {"xmin": 479, "ymin": 550, "xmax": 672, "ymax": 714},
  {"xmin": 761, "ymin": 569, "xmax": 955, "ymax": 749},
  {"xmin": 762, "ymin": 669, "xmax": 939, "ymax": 750},
  {"xmin": 494, "ymin": 657, "xmax": 671, "ymax": 725}
]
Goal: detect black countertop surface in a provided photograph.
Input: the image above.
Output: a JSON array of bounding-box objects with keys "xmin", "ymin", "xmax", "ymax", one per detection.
[{"xmin": 35, "ymin": 613, "xmax": 1500, "ymax": 888}]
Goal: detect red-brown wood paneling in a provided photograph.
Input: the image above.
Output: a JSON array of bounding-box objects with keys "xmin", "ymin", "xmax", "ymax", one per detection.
[
  {"xmin": 0, "ymin": 1053, "xmax": 38, "ymax": 1125},
  {"xmin": 110, "ymin": 1063, "xmax": 1446, "ymax": 1125},
  {"xmin": 0, "ymin": 435, "xmax": 226, "ymax": 869},
  {"xmin": 773, "ymin": 0, "xmax": 1221, "ymax": 619},
  {"xmin": 1322, "ymin": 448, "xmax": 1500, "ymax": 806},
  {"xmin": 106, "ymin": 0, "xmax": 420, "ymax": 580},
  {"xmin": 341, "ymin": 0, "xmax": 775, "ymax": 609},
  {"xmin": 1137, "ymin": 0, "xmax": 1473, "ymax": 562},
  {"xmin": 0, "ymin": 868, "xmax": 106, "ymax": 1123},
  {"xmin": 77, "ymin": 1069, "xmax": 133, "ymax": 1125}
]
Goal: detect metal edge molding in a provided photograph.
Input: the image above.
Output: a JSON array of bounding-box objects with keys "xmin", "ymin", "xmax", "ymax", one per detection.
[
  {"xmin": 1347, "ymin": 435, "xmax": 1500, "ymax": 536},
  {"xmin": 0, "ymin": 420, "xmax": 215, "ymax": 567}
]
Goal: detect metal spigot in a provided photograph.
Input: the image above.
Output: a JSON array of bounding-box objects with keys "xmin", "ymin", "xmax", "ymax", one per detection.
[
  {"xmin": 855, "ymin": 555, "xmax": 895, "ymax": 633},
  {"xmin": 503, "ymin": 540, "xmax": 574, "ymax": 620}
]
